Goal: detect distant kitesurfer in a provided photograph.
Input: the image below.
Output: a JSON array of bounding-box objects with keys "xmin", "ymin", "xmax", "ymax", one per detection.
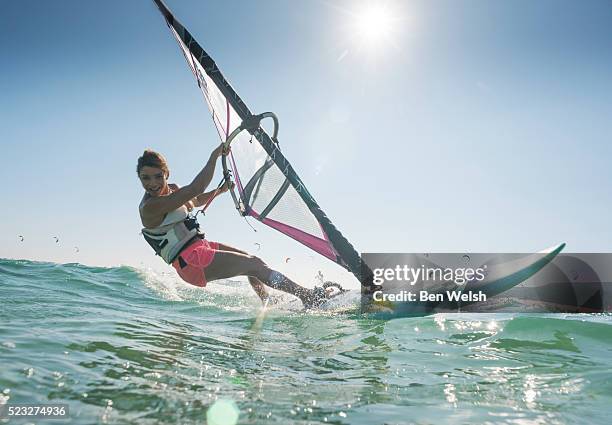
[{"xmin": 137, "ymin": 146, "xmax": 333, "ymax": 307}]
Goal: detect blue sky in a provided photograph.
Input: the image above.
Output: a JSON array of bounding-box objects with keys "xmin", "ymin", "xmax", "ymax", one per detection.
[{"xmin": 1, "ymin": 0, "xmax": 611, "ymax": 285}]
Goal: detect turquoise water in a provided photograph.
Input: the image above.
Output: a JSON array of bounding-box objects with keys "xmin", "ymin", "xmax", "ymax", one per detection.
[{"xmin": 1, "ymin": 258, "xmax": 612, "ymax": 424}]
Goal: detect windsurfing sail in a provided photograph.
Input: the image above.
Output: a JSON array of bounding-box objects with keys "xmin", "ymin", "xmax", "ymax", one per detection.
[{"xmin": 152, "ymin": 0, "xmax": 372, "ymax": 286}]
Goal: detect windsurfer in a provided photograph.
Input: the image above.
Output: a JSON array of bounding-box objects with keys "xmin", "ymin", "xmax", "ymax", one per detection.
[{"xmin": 137, "ymin": 145, "xmax": 331, "ymax": 307}]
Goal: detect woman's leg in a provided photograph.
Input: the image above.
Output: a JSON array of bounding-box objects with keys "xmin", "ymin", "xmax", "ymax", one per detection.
[
  {"xmin": 215, "ymin": 243, "xmax": 268, "ymax": 302},
  {"xmin": 204, "ymin": 248, "xmax": 312, "ymax": 304}
]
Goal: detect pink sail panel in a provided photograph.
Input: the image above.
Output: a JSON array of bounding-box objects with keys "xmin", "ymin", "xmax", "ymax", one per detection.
[{"xmin": 258, "ymin": 216, "xmax": 339, "ymax": 262}]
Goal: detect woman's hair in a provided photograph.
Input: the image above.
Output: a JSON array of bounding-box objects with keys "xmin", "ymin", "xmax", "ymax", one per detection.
[{"xmin": 137, "ymin": 149, "xmax": 169, "ymax": 177}]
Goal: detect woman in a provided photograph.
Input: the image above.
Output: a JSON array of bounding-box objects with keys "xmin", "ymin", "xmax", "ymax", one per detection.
[{"xmin": 137, "ymin": 144, "xmax": 329, "ymax": 307}]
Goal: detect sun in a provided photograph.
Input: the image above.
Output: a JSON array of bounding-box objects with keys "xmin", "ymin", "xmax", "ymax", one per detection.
[
  {"xmin": 353, "ymin": 3, "xmax": 395, "ymax": 45},
  {"xmin": 334, "ymin": 1, "xmax": 405, "ymax": 63}
]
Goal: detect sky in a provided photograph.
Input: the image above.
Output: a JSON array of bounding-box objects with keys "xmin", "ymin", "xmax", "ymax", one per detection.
[{"xmin": 1, "ymin": 0, "xmax": 611, "ymax": 286}]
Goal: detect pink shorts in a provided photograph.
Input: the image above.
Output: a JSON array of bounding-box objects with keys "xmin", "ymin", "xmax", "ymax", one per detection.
[{"xmin": 172, "ymin": 239, "xmax": 219, "ymax": 287}]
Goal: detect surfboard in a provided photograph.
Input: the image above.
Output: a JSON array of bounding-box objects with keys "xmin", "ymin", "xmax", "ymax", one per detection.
[{"xmin": 362, "ymin": 243, "xmax": 566, "ymax": 319}]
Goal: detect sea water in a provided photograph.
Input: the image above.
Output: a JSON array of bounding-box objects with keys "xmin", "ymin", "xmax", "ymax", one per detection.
[{"xmin": 1, "ymin": 258, "xmax": 612, "ymax": 424}]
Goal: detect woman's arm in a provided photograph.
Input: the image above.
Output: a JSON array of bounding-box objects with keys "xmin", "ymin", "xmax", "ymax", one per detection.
[
  {"xmin": 140, "ymin": 144, "xmax": 223, "ymax": 221},
  {"xmin": 191, "ymin": 181, "xmax": 232, "ymax": 207}
]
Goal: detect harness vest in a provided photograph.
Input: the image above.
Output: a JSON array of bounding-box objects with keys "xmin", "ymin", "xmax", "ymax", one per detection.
[{"xmin": 141, "ymin": 205, "xmax": 203, "ymax": 264}]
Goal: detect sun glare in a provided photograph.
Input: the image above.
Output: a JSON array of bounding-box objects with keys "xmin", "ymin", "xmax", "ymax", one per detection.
[
  {"xmin": 354, "ymin": 3, "xmax": 394, "ymax": 45},
  {"xmin": 335, "ymin": 1, "xmax": 405, "ymax": 63}
]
